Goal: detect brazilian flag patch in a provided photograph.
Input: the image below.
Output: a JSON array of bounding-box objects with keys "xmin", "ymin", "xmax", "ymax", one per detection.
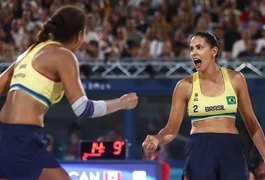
[{"xmin": 226, "ymin": 96, "xmax": 236, "ymax": 105}]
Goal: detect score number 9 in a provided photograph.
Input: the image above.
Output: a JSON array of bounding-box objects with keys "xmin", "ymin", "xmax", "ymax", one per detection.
[{"xmin": 113, "ymin": 140, "xmax": 125, "ymax": 155}]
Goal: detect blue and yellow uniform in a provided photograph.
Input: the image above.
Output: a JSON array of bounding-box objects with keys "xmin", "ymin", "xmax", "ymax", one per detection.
[
  {"xmin": 10, "ymin": 40, "xmax": 64, "ymax": 107},
  {"xmin": 0, "ymin": 40, "xmax": 64, "ymax": 179},
  {"xmin": 183, "ymin": 68, "xmax": 249, "ymax": 180},
  {"xmin": 187, "ymin": 67, "xmax": 237, "ymax": 121}
]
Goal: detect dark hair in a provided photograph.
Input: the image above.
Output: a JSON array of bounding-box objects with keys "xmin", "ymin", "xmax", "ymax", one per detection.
[
  {"xmin": 37, "ymin": 5, "xmax": 86, "ymax": 43},
  {"xmin": 191, "ymin": 31, "xmax": 219, "ymax": 49}
]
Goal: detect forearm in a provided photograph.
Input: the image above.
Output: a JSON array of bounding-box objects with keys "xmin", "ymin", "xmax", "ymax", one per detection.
[
  {"xmin": 71, "ymin": 97, "xmax": 124, "ymax": 118},
  {"xmin": 71, "ymin": 93, "xmax": 137, "ymax": 119},
  {"xmin": 105, "ymin": 98, "xmax": 126, "ymax": 115},
  {"xmin": 155, "ymin": 128, "xmax": 177, "ymax": 145},
  {"xmin": 251, "ymin": 128, "xmax": 265, "ymax": 160},
  {"xmin": 245, "ymin": 116, "xmax": 265, "ymax": 159}
]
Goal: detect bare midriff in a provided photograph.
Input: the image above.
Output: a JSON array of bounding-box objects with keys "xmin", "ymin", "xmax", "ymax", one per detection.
[
  {"xmin": 191, "ymin": 117, "xmax": 239, "ymax": 134},
  {"xmin": 0, "ymin": 91, "xmax": 47, "ymax": 127}
]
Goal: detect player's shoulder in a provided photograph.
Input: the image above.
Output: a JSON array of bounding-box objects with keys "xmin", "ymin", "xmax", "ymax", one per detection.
[
  {"xmin": 172, "ymin": 75, "xmax": 193, "ymax": 100},
  {"xmin": 45, "ymin": 45, "xmax": 78, "ymax": 67},
  {"xmin": 177, "ymin": 74, "xmax": 193, "ymax": 87},
  {"xmin": 225, "ymin": 68, "xmax": 247, "ymax": 93},
  {"xmin": 225, "ymin": 68, "xmax": 245, "ymax": 81},
  {"xmin": 52, "ymin": 46, "xmax": 76, "ymax": 60},
  {"xmin": 174, "ymin": 74, "xmax": 193, "ymax": 93}
]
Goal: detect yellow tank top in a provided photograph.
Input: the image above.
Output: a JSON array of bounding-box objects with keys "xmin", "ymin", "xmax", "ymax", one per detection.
[
  {"xmin": 9, "ymin": 40, "xmax": 64, "ymax": 107},
  {"xmin": 187, "ymin": 68, "xmax": 238, "ymax": 122}
]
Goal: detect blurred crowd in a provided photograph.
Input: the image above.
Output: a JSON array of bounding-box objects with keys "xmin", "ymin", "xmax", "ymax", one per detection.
[
  {"xmin": 2, "ymin": 0, "xmax": 265, "ymax": 178},
  {"xmin": 1, "ymin": 0, "xmax": 265, "ymax": 63}
]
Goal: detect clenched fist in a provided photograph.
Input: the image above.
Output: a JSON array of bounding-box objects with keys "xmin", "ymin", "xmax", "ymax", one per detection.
[
  {"xmin": 120, "ymin": 92, "xmax": 138, "ymax": 109},
  {"xmin": 142, "ymin": 135, "xmax": 159, "ymax": 152}
]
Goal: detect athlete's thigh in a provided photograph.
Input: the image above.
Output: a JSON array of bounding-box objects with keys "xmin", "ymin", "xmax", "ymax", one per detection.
[
  {"xmin": 38, "ymin": 167, "xmax": 71, "ymax": 180},
  {"xmin": 219, "ymin": 135, "xmax": 249, "ymax": 180},
  {"xmin": 220, "ymin": 155, "xmax": 249, "ymax": 180}
]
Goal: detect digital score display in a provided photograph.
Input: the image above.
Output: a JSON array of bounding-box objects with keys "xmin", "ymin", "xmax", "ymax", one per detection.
[{"xmin": 80, "ymin": 140, "xmax": 127, "ymax": 160}]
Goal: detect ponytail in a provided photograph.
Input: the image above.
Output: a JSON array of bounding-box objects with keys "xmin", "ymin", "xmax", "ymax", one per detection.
[{"xmin": 37, "ymin": 26, "xmax": 50, "ymax": 43}]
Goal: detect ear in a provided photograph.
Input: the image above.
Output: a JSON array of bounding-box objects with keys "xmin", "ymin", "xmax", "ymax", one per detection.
[
  {"xmin": 75, "ymin": 30, "xmax": 84, "ymax": 43},
  {"xmin": 211, "ymin": 47, "xmax": 218, "ymax": 57}
]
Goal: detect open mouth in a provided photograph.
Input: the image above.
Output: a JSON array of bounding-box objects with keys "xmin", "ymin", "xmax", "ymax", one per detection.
[{"xmin": 194, "ymin": 59, "xmax": 202, "ymax": 67}]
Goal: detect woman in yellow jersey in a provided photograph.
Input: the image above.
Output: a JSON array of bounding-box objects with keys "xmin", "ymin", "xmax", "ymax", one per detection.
[
  {"xmin": 0, "ymin": 5, "xmax": 138, "ymax": 180},
  {"xmin": 142, "ymin": 31, "xmax": 265, "ymax": 180}
]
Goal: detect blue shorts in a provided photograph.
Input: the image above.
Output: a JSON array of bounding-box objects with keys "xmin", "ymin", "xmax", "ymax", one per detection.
[
  {"xmin": 183, "ymin": 133, "xmax": 249, "ymax": 180},
  {"xmin": 0, "ymin": 122, "xmax": 60, "ymax": 179}
]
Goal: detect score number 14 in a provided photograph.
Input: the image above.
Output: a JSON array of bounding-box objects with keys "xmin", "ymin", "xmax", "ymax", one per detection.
[{"xmin": 82, "ymin": 140, "xmax": 126, "ymax": 160}]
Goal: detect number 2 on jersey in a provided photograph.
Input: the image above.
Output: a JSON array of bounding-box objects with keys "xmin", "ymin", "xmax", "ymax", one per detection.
[{"xmin": 193, "ymin": 105, "xmax": 198, "ymax": 113}]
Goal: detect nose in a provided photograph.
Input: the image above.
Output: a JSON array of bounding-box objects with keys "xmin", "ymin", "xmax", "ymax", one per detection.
[{"xmin": 190, "ymin": 49, "xmax": 197, "ymax": 58}]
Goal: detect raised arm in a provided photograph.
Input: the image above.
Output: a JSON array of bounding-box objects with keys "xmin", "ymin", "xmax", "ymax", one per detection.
[
  {"xmin": 235, "ymin": 72, "xmax": 265, "ymax": 159},
  {"xmin": 55, "ymin": 48, "xmax": 138, "ymax": 118},
  {"xmin": 142, "ymin": 79, "xmax": 190, "ymax": 152}
]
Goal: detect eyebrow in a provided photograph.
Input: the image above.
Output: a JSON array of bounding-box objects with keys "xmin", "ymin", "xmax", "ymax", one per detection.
[{"xmin": 190, "ymin": 44, "xmax": 203, "ymax": 48}]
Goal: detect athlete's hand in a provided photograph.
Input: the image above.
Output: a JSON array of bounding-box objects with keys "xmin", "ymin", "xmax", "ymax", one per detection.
[
  {"xmin": 142, "ymin": 135, "xmax": 159, "ymax": 152},
  {"xmin": 120, "ymin": 92, "xmax": 138, "ymax": 109}
]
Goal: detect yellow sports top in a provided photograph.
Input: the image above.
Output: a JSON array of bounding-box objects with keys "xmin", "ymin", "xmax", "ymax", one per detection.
[
  {"xmin": 9, "ymin": 40, "xmax": 64, "ymax": 107},
  {"xmin": 187, "ymin": 68, "xmax": 238, "ymax": 122}
]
